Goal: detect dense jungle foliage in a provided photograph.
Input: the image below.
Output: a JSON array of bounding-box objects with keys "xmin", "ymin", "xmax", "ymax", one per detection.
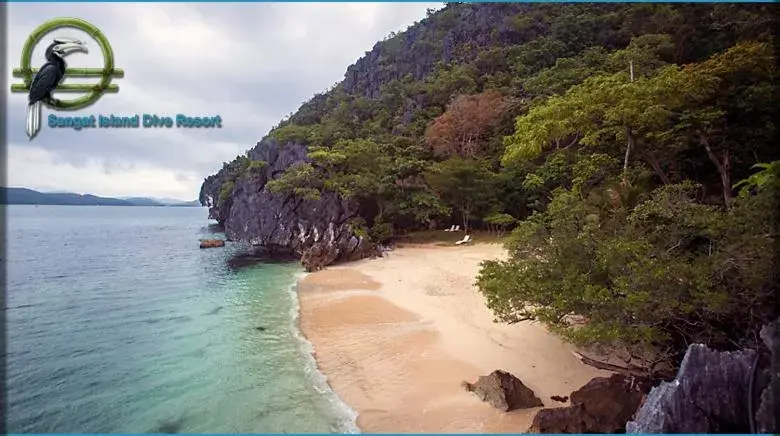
[{"xmin": 219, "ymin": 3, "xmax": 779, "ymax": 374}]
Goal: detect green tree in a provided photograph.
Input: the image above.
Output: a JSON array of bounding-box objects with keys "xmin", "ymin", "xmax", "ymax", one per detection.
[
  {"xmin": 425, "ymin": 157, "xmax": 497, "ymax": 231},
  {"xmin": 313, "ymin": 139, "xmax": 398, "ymax": 218},
  {"xmin": 660, "ymin": 41, "xmax": 777, "ymax": 206},
  {"xmin": 265, "ymin": 163, "xmax": 323, "ymax": 201},
  {"xmin": 733, "ymin": 161, "xmax": 780, "ymax": 198},
  {"xmin": 484, "ymin": 212, "xmax": 516, "ymax": 236}
]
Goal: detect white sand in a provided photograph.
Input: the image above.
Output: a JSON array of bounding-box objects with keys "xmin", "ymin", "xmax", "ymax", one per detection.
[{"xmin": 297, "ymin": 243, "xmax": 610, "ymax": 433}]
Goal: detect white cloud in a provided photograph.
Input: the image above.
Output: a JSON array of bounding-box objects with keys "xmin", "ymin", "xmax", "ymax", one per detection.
[
  {"xmin": 8, "ymin": 144, "xmax": 201, "ymax": 199},
  {"xmin": 5, "ymin": 2, "xmax": 442, "ymax": 200}
]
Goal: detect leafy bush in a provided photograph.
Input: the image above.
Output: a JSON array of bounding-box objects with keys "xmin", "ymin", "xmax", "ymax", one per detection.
[
  {"xmin": 484, "ymin": 212, "xmax": 516, "ymax": 235},
  {"xmin": 269, "ymin": 124, "xmax": 314, "ymax": 145},
  {"xmin": 347, "ymin": 217, "xmax": 370, "ymax": 240},
  {"xmin": 218, "ymin": 180, "xmax": 235, "ymax": 206},
  {"xmin": 369, "ymin": 217, "xmax": 394, "ymax": 244},
  {"xmin": 477, "ymin": 178, "xmax": 777, "ymax": 373},
  {"xmin": 733, "ymin": 161, "xmax": 780, "ymax": 197},
  {"xmin": 266, "ymin": 163, "xmax": 322, "ymax": 201},
  {"xmin": 247, "ymin": 160, "xmax": 267, "ymax": 173}
]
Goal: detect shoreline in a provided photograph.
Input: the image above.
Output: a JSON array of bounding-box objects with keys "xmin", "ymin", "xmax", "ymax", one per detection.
[
  {"xmin": 296, "ymin": 243, "xmax": 611, "ymax": 433},
  {"xmin": 288, "ymin": 273, "xmax": 361, "ymax": 434}
]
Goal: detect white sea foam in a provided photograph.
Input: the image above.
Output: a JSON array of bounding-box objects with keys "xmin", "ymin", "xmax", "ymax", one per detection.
[{"xmin": 287, "ymin": 271, "xmax": 362, "ymax": 434}]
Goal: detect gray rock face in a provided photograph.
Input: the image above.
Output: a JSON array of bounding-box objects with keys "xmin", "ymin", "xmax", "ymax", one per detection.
[
  {"xmin": 462, "ymin": 370, "xmax": 544, "ymax": 411},
  {"xmin": 626, "ymin": 317, "xmax": 780, "ymax": 434},
  {"xmin": 199, "ymin": 138, "xmax": 378, "ymax": 271},
  {"xmin": 754, "ymin": 320, "xmax": 779, "ymax": 434},
  {"xmin": 342, "ymin": 3, "xmax": 536, "ymax": 99}
]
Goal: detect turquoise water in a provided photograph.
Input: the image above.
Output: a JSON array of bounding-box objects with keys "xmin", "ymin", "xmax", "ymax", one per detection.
[{"xmin": 5, "ymin": 205, "xmax": 357, "ymax": 433}]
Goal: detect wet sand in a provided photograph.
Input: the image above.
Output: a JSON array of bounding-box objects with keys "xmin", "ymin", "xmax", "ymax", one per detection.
[{"xmin": 297, "ymin": 243, "xmax": 610, "ymax": 433}]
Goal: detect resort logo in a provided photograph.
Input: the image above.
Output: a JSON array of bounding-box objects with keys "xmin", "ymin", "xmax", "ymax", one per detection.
[{"xmin": 10, "ymin": 17, "xmax": 124, "ymax": 140}]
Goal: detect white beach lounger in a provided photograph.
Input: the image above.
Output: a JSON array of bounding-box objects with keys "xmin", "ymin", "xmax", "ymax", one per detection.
[
  {"xmin": 443, "ymin": 225, "xmax": 456, "ymax": 232},
  {"xmin": 455, "ymin": 234, "xmax": 471, "ymax": 245}
]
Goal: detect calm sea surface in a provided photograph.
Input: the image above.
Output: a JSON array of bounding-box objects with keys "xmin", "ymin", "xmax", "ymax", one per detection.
[{"xmin": 5, "ymin": 205, "xmax": 357, "ymax": 433}]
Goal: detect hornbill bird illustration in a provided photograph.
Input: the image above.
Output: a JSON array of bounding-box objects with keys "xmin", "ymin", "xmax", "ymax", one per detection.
[{"xmin": 26, "ymin": 37, "xmax": 88, "ymax": 140}]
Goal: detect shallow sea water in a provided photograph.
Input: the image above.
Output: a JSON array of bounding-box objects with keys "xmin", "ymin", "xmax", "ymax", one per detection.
[{"xmin": 5, "ymin": 205, "xmax": 357, "ymax": 433}]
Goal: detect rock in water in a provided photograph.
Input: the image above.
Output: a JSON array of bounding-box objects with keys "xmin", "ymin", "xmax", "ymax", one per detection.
[
  {"xmin": 199, "ymin": 139, "xmax": 379, "ymax": 270},
  {"xmin": 462, "ymin": 370, "xmax": 543, "ymax": 411},
  {"xmin": 300, "ymin": 242, "xmax": 341, "ymax": 272},
  {"xmin": 199, "ymin": 239, "xmax": 225, "ymax": 248},
  {"xmin": 530, "ymin": 374, "xmax": 650, "ymax": 433},
  {"xmin": 626, "ymin": 317, "xmax": 780, "ymax": 434}
]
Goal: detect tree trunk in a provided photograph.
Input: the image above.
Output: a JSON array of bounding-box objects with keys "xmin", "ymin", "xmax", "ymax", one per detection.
[
  {"xmin": 622, "ymin": 127, "xmax": 636, "ymax": 186},
  {"xmin": 465, "ymin": 132, "xmax": 476, "ymax": 158},
  {"xmin": 675, "ymin": 37, "xmax": 686, "ymax": 64},
  {"xmin": 622, "ymin": 62, "xmax": 636, "ymax": 187},
  {"xmin": 701, "ymin": 136, "xmax": 732, "ymax": 207},
  {"xmin": 458, "ymin": 131, "xmax": 468, "ymax": 157},
  {"xmin": 572, "ymin": 351, "xmax": 668, "ymax": 379},
  {"xmin": 643, "ymin": 152, "xmax": 672, "ymax": 185},
  {"xmin": 462, "ymin": 206, "xmax": 470, "ymax": 233}
]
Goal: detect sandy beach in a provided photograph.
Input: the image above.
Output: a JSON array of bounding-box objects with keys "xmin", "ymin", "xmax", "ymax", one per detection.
[{"xmin": 297, "ymin": 243, "xmax": 611, "ymax": 433}]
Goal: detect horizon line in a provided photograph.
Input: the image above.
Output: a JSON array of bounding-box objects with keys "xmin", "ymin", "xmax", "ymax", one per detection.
[{"xmin": 0, "ymin": 186, "xmax": 197, "ymax": 203}]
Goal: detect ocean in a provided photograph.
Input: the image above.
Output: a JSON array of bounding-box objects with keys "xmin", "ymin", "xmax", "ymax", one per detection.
[{"xmin": 5, "ymin": 205, "xmax": 358, "ymax": 433}]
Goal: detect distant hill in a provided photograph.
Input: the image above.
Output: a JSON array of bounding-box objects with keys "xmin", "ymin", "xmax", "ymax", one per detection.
[
  {"xmin": 1, "ymin": 187, "xmax": 200, "ymax": 207},
  {"xmin": 156, "ymin": 197, "xmax": 193, "ymax": 204},
  {"xmin": 120, "ymin": 196, "xmax": 201, "ymax": 207},
  {"xmin": 120, "ymin": 197, "xmax": 165, "ymax": 206}
]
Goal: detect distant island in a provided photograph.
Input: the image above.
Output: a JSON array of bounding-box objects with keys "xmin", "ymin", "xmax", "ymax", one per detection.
[{"xmin": 0, "ymin": 187, "xmax": 200, "ymax": 207}]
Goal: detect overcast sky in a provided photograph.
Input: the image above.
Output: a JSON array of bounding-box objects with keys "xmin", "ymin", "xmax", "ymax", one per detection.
[{"xmin": 5, "ymin": 3, "xmax": 441, "ymax": 200}]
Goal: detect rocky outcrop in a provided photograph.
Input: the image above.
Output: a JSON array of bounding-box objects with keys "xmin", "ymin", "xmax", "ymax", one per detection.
[
  {"xmin": 342, "ymin": 3, "xmax": 541, "ymax": 100},
  {"xmin": 626, "ymin": 317, "xmax": 780, "ymax": 434},
  {"xmin": 529, "ymin": 374, "xmax": 651, "ymax": 433},
  {"xmin": 754, "ymin": 319, "xmax": 779, "ymax": 434},
  {"xmin": 526, "ymin": 319, "xmax": 780, "ymax": 434},
  {"xmin": 462, "ymin": 370, "xmax": 544, "ymax": 411},
  {"xmin": 199, "ymin": 139, "xmax": 379, "ymax": 271}
]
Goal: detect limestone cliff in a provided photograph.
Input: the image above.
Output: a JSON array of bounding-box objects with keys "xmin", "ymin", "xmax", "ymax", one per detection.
[
  {"xmin": 199, "ymin": 139, "xmax": 378, "ymax": 271},
  {"xmin": 342, "ymin": 3, "xmax": 539, "ymax": 99}
]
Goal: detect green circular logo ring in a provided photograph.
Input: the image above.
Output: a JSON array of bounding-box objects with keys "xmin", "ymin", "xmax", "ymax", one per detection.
[{"xmin": 19, "ymin": 17, "xmax": 115, "ymax": 111}]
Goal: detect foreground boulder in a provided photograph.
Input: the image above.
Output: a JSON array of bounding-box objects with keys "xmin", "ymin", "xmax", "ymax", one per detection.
[
  {"xmin": 199, "ymin": 139, "xmax": 379, "ymax": 271},
  {"xmin": 462, "ymin": 370, "xmax": 544, "ymax": 411},
  {"xmin": 199, "ymin": 239, "xmax": 225, "ymax": 249},
  {"xmin": 529, "ymin": 374, "xmax": 650, "ymax": 433},
  {"xmin": 627, "ymin": 318, "xmax": 779, "ymax": 434}
]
